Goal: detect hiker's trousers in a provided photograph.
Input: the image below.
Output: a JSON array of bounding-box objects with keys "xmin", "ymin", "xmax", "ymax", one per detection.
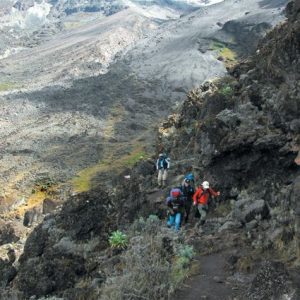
[
  {"xmin": 197, "ymin": 204, "xmax": 208, "ymax": 222},
  {"xmin": 167, "ymin": 212, "xmax": 181, "ymax": 232},
  {"xmin": 158, "ymin": 169, "xmax": 168, "ymax": 185}
]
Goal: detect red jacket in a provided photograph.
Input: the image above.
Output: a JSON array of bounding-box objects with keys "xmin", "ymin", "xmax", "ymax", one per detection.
[{"xmin": 193, "ymin": 187, "xmax": 218, "ymax": 205}]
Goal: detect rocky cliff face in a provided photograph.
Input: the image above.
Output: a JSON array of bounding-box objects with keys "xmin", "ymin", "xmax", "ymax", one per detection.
[{"xmin": 158, "ymin": 0, "xmax": 299, "ymax": 294}]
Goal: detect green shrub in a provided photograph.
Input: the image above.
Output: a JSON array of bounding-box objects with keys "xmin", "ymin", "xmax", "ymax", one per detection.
[
  {"xmin": 178, "ymin": 245, "xmax": 195, "ymax": 260},
  {"xmin": 34, "ymin": 177, "xmax": 56, "ymax": 192},
  {"xmin": 109, "ymin": 230, "xmax": 128, "ymax": 250},
  {"xmin": 171, "ymin": 244, "xmax": 195, "ymax": 285},
  {"xmin": 219, "ymin": 85, "xmax": 233, "ymax": 97},
  {"xmin": 176, "ymin": 256, "xmax": 190, "ymax": 269}
]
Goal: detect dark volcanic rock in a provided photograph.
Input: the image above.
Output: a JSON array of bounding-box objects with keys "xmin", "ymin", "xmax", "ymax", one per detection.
[
  {"xmin": 14, "ymin": 179, "xmax": 154, "ymax": 298},
  {"xmin": 159, "ymin": 0, "xmax": 300, "ymax": 261},
  {"xmin": 15, "ymin": 188, "xmax": 115, "ymax": 297},
  {"xmin": 246, "ymin": 261, "xmax": 295, "ymax": 299},
  {"xmin": 0, "ymin": 258, "xmax": 17, "ymax": 288},
  {"xmin": 42, "ymin": 198, "xmax": 59, "ymax": 214},
  {"xmin": 23, "ymin": 207, "xmax": 42, "ymax": 227},
  {"xmin": 0, "ymin": 223, "xmax": 19, "ymax": 246},
  {"xmin": 16, "ymin": 253, "xmax": 86, "ymax": 297},
  {"xmin": 234, "ymin": 198, "xmax": 269, "ymax": 224}
]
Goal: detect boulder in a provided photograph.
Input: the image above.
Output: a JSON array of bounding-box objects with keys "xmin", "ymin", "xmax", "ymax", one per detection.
[
  {"xmin": 242, "ymin": 200, "xmax": 269, "ymax": 223},
  {"xmin": 0, "ymin": 223, "xmax": 19, "ymax": 246},
  {"xmin": 218, "ymin": 220, "xmax": 241, "ymax": 232},
  {"xmin": 23, "ymin": 207, "xmax": 42, "ymax": 227},
  {"xmin": 234, "ymin": 199, "xmax": 269, "ymax": 224},
  {"xmin": 0, "ymin": 259, "xmax": 17, "ymax": 288},
  {"xmin": 42, "ymin": 198, "xmax": 59, "ymax": 214}
]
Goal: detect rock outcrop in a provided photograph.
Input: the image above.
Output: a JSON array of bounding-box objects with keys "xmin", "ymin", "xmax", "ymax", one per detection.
[{"xmin": 158, "ymin": 0, "xmax": 299, "ymax": 297}]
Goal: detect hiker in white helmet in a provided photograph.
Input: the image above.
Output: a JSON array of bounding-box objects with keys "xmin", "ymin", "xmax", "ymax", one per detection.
[{"xmin": 193, "ymin": 181, "xmax": 220, "ymax": 227}]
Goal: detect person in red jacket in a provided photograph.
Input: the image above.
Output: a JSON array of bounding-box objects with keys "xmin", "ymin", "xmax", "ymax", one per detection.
[{"xmin": 193, "ymin": 181, "xmax": 220, "ymax": 226}]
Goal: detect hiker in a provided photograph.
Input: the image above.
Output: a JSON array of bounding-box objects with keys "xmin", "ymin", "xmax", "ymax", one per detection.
[
  {"xmin": 182, "ymin": 172, "xmax": 195, "ymax": 185},
  {"xmin": 166, "ymin": 188, "xmax": 185, "ymax": 232},
  {"xmin": 156, "ymin": 153, "xmax": 170, "ymax": 188},
  {"xmin": 180, "ymin": 178, "xmax": 195, "ymax": 224},
  {"xmin": 193, "ymin": 181, "xmax": 220, "ymax": 226}
]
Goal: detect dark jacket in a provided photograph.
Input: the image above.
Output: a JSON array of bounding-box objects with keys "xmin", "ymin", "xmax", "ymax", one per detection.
[
  {"xmin": 180, "ymin": 184, "xmax": 195, "ymax": 204},
  {"xmin": 166, "ymin": 196, "xmax": 185, "ymax": 214}
]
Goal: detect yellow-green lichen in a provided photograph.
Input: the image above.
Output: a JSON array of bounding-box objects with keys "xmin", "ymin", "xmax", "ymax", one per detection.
[
  {"xmin": 0, "ymin": 82, "xmax": 17, "ymax": 92},
  {"xmin": 71, "ymin": 147, "xmax": 147, "ymax": 193},
  {"xmin": 211, "ymin": 42, "xmax": 237, "ymax": 67}
]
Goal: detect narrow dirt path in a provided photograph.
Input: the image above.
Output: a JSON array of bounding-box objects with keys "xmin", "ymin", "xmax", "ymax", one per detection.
[{"xmin": 174, "ymin": 252, "xmax": 243, "ymax": 300}]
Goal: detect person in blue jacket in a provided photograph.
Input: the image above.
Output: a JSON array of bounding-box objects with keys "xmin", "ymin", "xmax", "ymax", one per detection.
[{"xmin": 156, "ymin": 153, "xmax": 170, "ymax": 188}]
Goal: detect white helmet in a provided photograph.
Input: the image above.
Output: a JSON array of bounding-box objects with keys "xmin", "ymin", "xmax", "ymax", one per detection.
[{"xmin": 202, "ymin": 181, "xmax": 209, "ymax": 189}]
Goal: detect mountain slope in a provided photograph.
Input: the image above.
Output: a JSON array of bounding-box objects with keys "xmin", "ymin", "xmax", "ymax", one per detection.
[
  {"xmin": 0, "ymin": 0, "xmax": 299, "ymax": 299},
  {"xmin": 0, "ymin": 1, "xmax": 288, "ymax": 212}
]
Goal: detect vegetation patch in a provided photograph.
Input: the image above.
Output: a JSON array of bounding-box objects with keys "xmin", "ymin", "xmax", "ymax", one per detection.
[
  {"xmin": 72, "ymin": 146, "xmax": 147, "ymax": 192},
  {"xmin": 219, "ymin": 84, "xmax": 234, "ymax": 97},
  {"xmin": 109, "ymin": 230, "xmax": 128, "ymax": 250},
  {"xmin": 33, "ymin": 177, "xmax": 56, "ymax": 193},
  {"xmin": 172, "ymin": 245, "xmax": 195, "ymax": 286},
  {"xmin": 0, "ymin": 82, "xmax": 17, "ymax": 92},
  {"xmin": 211, "ymin": 41, "xmax": 237, "ymax": 67},
  {"xmin": 214, "ymin": 76, "xmax": 236, "ymax": 100},
  {"xmin": 101, "ymin": 215, "xmax": 194, "ymax": 299}
]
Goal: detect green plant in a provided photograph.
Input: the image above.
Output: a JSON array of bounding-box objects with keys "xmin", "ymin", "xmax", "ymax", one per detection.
[
  {"xmin": 146, "ymin": 214, "xmax": 160, "ymax": 224},
  {"xmin": 130, "ymin": 215, "xmax": 161, "ymax": 235},
  {"xmin": 34, "ymin": 177, "xmax": 56, "ymax": 192},
  {"xmin": 109, "ymin": 230, "xmax": 128, "ymax": 250},
  {"xmin": 171, "ymin": 244, "xmax": 195, "ymax": 287},
  {"xmin": 219, "ymin": 85, "xmax": 233, "ymax": 97},
  {"xmin": 178, "ymin": 245, "xmax": 195, "ymax": 260}
]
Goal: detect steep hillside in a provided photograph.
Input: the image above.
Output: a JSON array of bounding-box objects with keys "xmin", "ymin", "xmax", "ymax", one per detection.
[
  {"xmin": 0, "ymin": 0, "xmax": 287, "ymax": 218},
  {"xmin": 0, "ymin": 1, "xmax": 298, "ymax": 299}
]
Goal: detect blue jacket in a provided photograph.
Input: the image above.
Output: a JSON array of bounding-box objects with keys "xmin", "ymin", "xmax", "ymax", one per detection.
[{"xmin": 156, "ymin": 156, "xmax": 170, "ymax": 170}]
